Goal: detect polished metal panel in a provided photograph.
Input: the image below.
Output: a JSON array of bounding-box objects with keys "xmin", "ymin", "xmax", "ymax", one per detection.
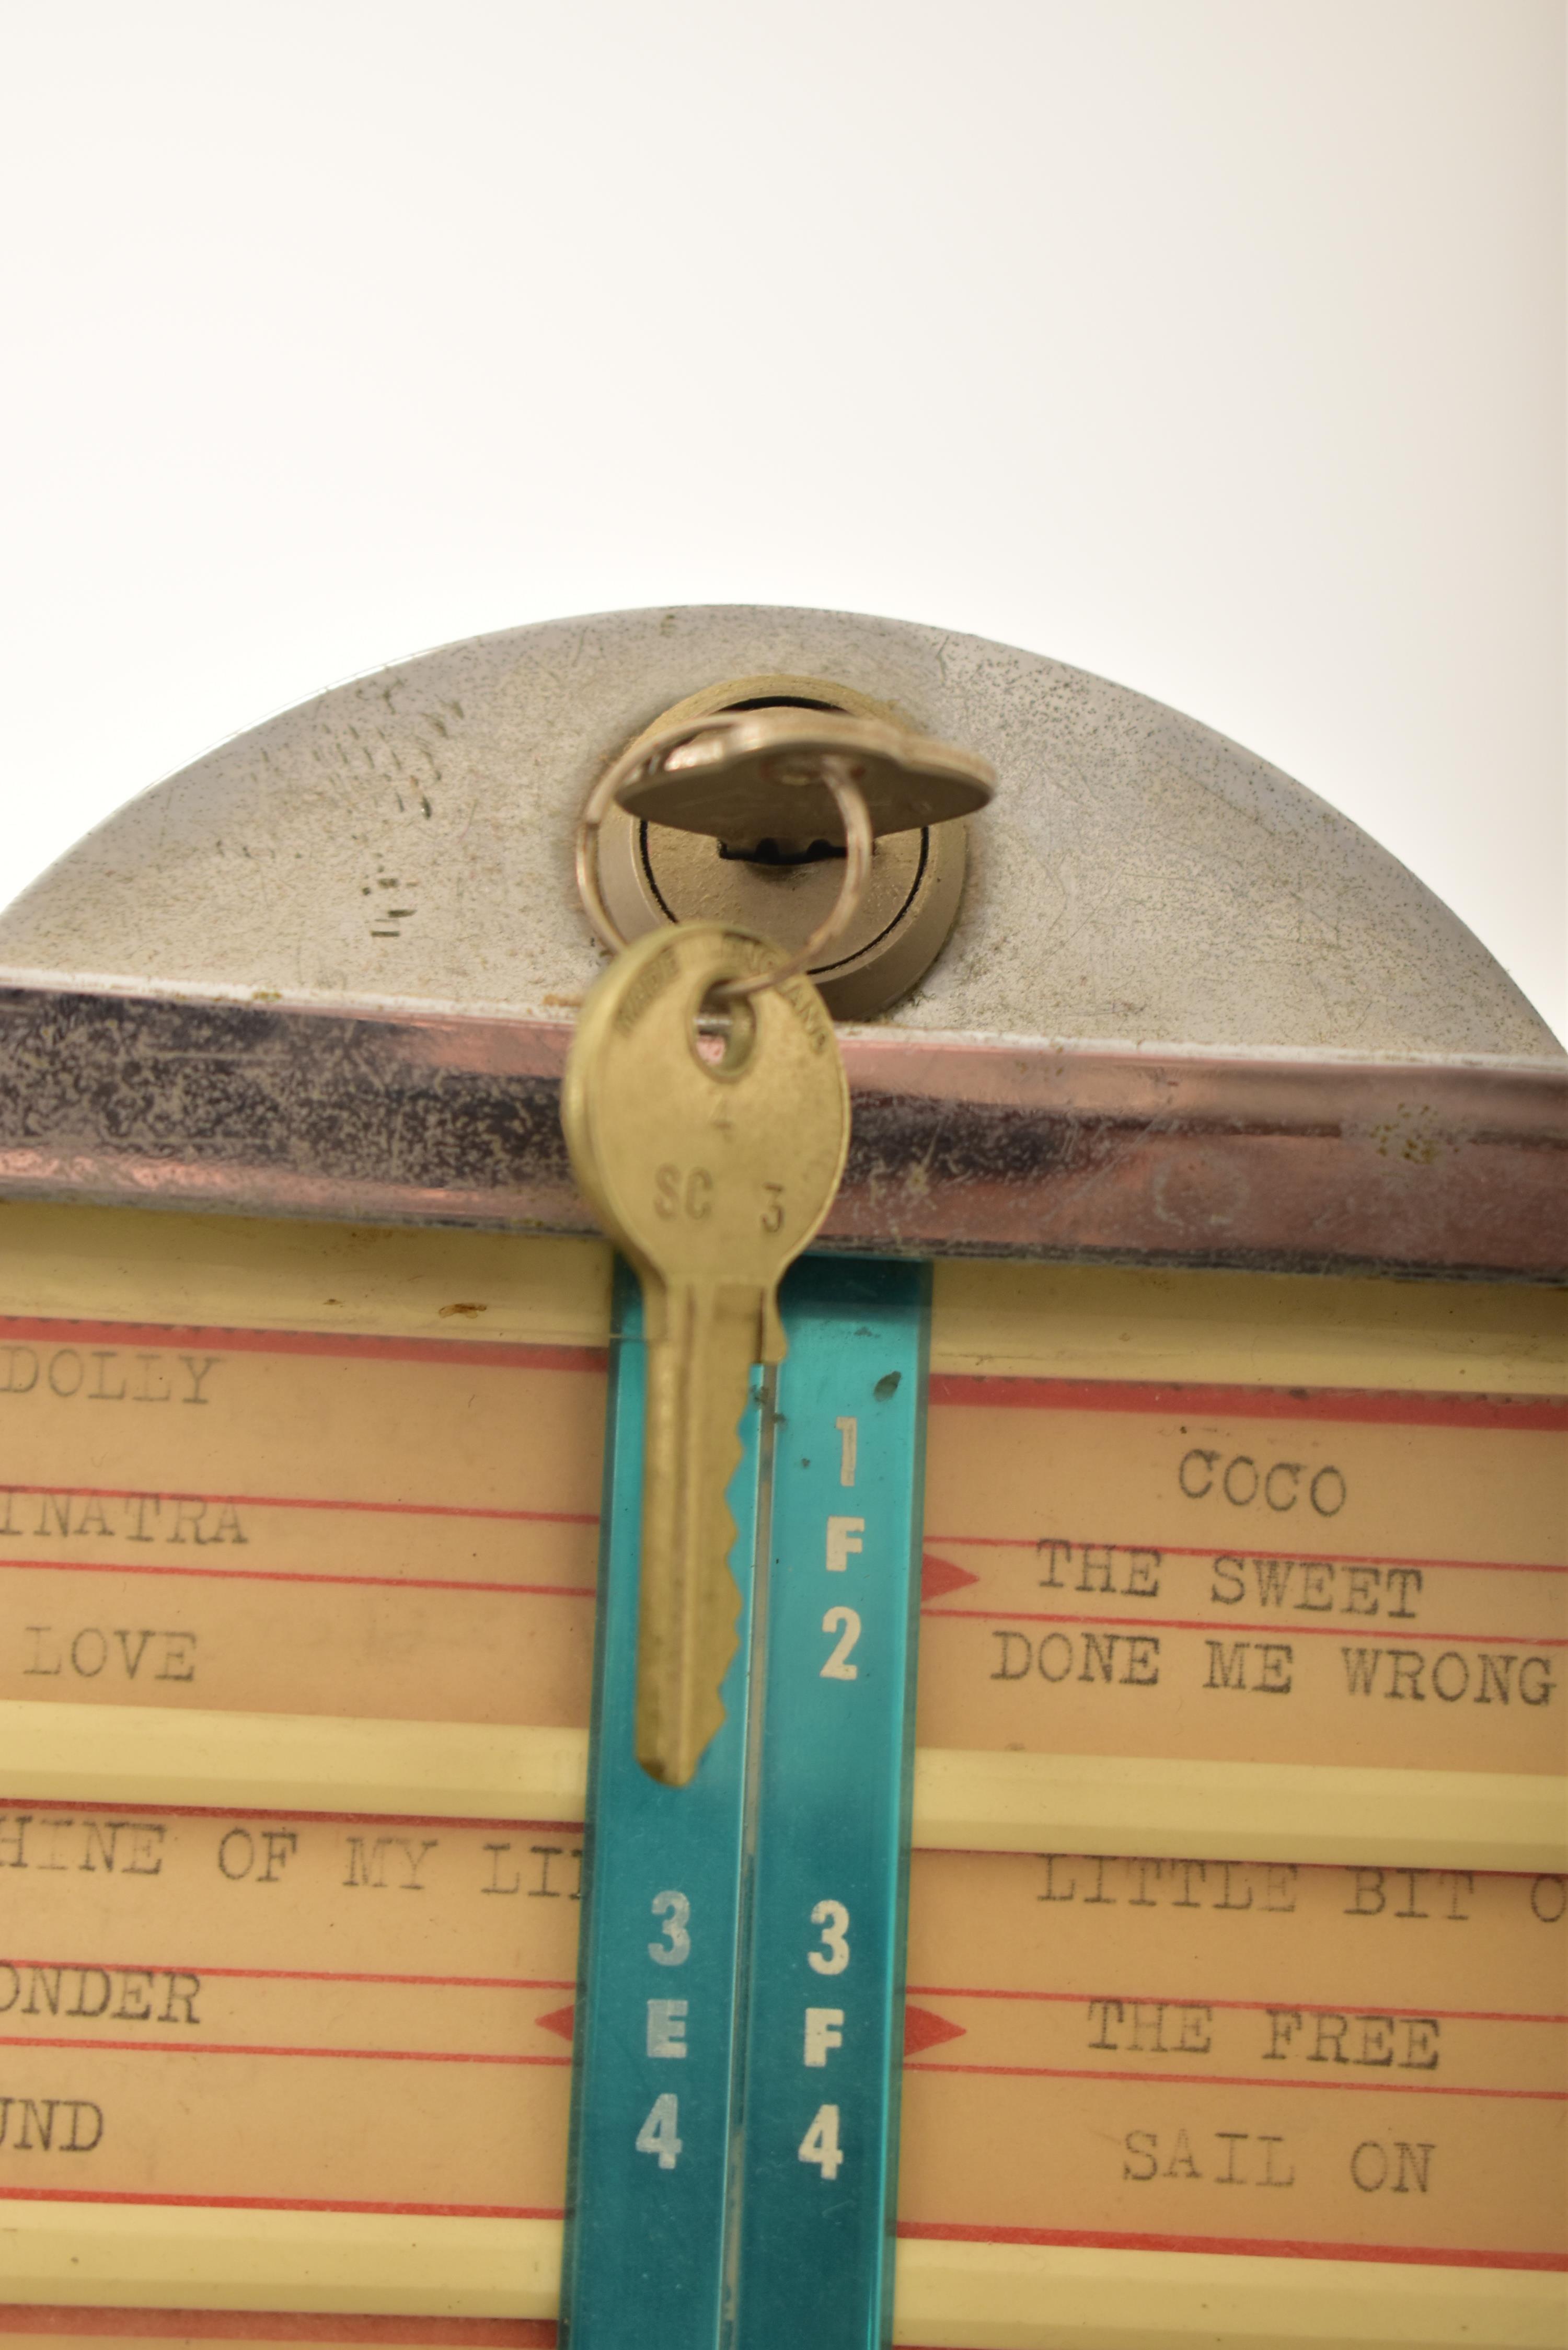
[{"xmin": 1, "ymin": 983, "xmax": 1561, "ymax": 1278}]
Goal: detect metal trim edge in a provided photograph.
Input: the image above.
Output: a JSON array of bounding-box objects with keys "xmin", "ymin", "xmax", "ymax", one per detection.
[{"xmin": 1, "ymin": 983, "xmax": 1563, "ymax": 1278}]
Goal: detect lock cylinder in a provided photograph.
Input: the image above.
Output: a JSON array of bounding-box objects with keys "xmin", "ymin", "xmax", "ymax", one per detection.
[{"xmin": 585, "ymin": 674, "xmax": 994, "ymax": 1018}]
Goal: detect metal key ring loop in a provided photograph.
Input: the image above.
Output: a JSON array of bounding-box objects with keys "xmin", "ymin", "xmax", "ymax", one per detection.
[{"xmin": 575, "ymin": 714, "xmax": 875, "ymax": 1002}]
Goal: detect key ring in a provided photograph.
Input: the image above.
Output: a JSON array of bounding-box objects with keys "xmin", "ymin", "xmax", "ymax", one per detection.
[{"xmin": 575, "ymin": 713, "xmax": 875, "ymax": 1003}]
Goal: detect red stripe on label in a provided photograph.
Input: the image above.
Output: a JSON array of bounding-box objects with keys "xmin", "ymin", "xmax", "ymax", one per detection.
[
  {"xmin": 905, "ymin": 1985, "xmax": 1568, "ymax": 2027},
  {"xmin": 0, "ymin": 1319, "xmax": 606, "ymax": 1375},
  {"xmin": 923, "ymin": 1604, "xmax": 1567, "ymax": 1644},
  {"xmin": 0, "ymin": 1554, "xmax": 594, "ymax": 1598},
  {"xmin": 1, "ymin": 1961, "xmax": 576, "ymax": 1994},
  {"xmin": 0, "ymin": 2035, "xmax": 571, "ymax": 2067},
  {"xmin": 0, "ymin": 1485, "xmax": 596, "ymax": 1527},
  {"xmin": 0, "ymin": 2190, "xmax": 563, "ymax": 2219},
  {"xmin": 0, "ymin": 2315, "xmax": 556, "ymax": 2345},
  {"xmin": 906, "ymin": 2059, "xmax": 1563, "ymax": 2099},
  {"xmin": 927, "ymin": 1373, "xmax": 1567, "ymax": 1431},
  {"xmin": 895, "ymin": 2220, "xmax": 1567, "ymax": 2270},
  {"xmin": 924, "ymin": 1531, "xmax": 1567, "ymax": 1577},
  {"xmin": 0, "ymin": 1800, "xmax": 584, "ymax": 1833}
]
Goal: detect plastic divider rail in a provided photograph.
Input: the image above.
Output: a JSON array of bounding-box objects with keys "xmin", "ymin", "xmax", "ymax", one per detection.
[{"xmin": 561, "ymin": 1259, "xmax": 929, "ymax": 2350}]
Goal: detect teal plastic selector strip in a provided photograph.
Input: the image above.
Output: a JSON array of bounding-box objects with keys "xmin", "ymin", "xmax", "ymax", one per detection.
[
  {"xmin": 728, "ymin": 1256, "xmax": 929, "ymax": 2346},
  {"xmin": 559, "ymin": 1265, "xmax": 760, "ymax": 2346},
  {"xmin": 561, "ymin": 1258, "xmax": 930, "ymax": 2350}
]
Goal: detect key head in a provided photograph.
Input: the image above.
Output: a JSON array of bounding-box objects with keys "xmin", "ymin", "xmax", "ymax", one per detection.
[
  {"xmin": 615, "ymin": 708, "xmax": 995, "ymax": 855},
  {"xmin": 563, "ymin": 925, "xmax": 849, "ymax": 1346}
]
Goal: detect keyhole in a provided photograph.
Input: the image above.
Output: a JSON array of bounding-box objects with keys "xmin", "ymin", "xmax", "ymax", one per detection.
[{"xmin": 690, "ymin": 982, "xmax": 756, "ymax": 1078}]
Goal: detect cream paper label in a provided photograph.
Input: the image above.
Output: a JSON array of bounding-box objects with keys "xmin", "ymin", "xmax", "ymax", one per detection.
[
  {"xmin": 0, "ymin": 1313, "xmax": 1560, "ymax": 1776},
  {"xmin": 0, "ymin": 1208, "xmax": 1561, "ymax": 2314},
  {"xmin": 0, "ymin": 1803, "xmax": 1558, "ymax": 2268},
  {"xmin": 917, "ymin": 1374, "xmax": 1565, "ymax": 1775},
  {"xmin": 0, "ymin": 1317, "xmax": 603, "ymax": 1730},
  {"xmin": 900, "ymin": 1846, "xmax": 1565, "ymax": 2268}
]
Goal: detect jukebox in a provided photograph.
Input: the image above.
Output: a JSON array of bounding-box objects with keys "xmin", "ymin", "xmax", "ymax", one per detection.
[{"xmin": 0, "ymin": 604, "xmax": 1561, "ymax": 2350}]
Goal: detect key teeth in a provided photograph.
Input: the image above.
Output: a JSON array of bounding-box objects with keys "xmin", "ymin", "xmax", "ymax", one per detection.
[
  {"xmin": 759, "ymin": 1296, "xmax": 788, "ymax": 1366},
  {"xmin": 634, "ymin": 1299, "xmax": 764, "ymax": 1790},
  {"xmin": 637, "ymin": 1453, "xmax": 745, "ymax": 1789},
  {"xmin": 643, "ymin": 1601, "xmax": 736, "ymax": 1782},
  {"xmin": 685, "ymin": 1470, "xmax": 745, "ymax": 1785}
]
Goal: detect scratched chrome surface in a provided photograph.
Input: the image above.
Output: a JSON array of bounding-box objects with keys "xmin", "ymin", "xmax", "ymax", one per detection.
[{"xmin": 0, "ymin": 984, "xmax": 1562, "ymax": 1280}]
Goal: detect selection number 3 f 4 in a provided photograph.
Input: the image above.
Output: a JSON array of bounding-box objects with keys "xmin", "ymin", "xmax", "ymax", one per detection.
[{"xmin": 636, "ymin": 1890, "xmax": 852, "ymax": 2182}]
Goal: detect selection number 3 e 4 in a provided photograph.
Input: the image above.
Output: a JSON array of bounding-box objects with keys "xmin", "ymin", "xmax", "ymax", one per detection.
[{"xmin": 635, "ymin": 1895, "xmax": 852, "ymax": 2179}]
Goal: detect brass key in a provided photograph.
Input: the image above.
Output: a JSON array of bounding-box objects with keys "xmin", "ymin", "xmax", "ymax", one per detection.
[{"xmin": 562, "ymin": 923, "xmax": 850, "ymax": 1785}]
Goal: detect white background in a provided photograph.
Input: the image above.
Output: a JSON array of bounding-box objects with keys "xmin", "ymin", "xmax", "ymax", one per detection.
[{"xmin": 1, "ymin": 0, "xmax": 1562, "ymax": 1040}]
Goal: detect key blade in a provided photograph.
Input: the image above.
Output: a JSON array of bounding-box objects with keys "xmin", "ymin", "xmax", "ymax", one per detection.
[
  {"xmin": 637, "ymin": 1287, "xmax": 759, "ymax": 1787},
  {"xmin": 561, "ymin": 924, "xmax": 851, "ymax": 1789}
]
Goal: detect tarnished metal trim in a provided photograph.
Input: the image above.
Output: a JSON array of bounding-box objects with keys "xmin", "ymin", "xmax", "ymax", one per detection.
[{"xmin": 1, "ymin": 983, "xmax": 1563, "ymax": 1279}]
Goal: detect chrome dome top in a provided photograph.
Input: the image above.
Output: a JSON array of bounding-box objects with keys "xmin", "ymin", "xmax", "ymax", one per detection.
[{"xmin": 1, "ymin": 604, "xmax": 1556, "ymax": 1059}]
